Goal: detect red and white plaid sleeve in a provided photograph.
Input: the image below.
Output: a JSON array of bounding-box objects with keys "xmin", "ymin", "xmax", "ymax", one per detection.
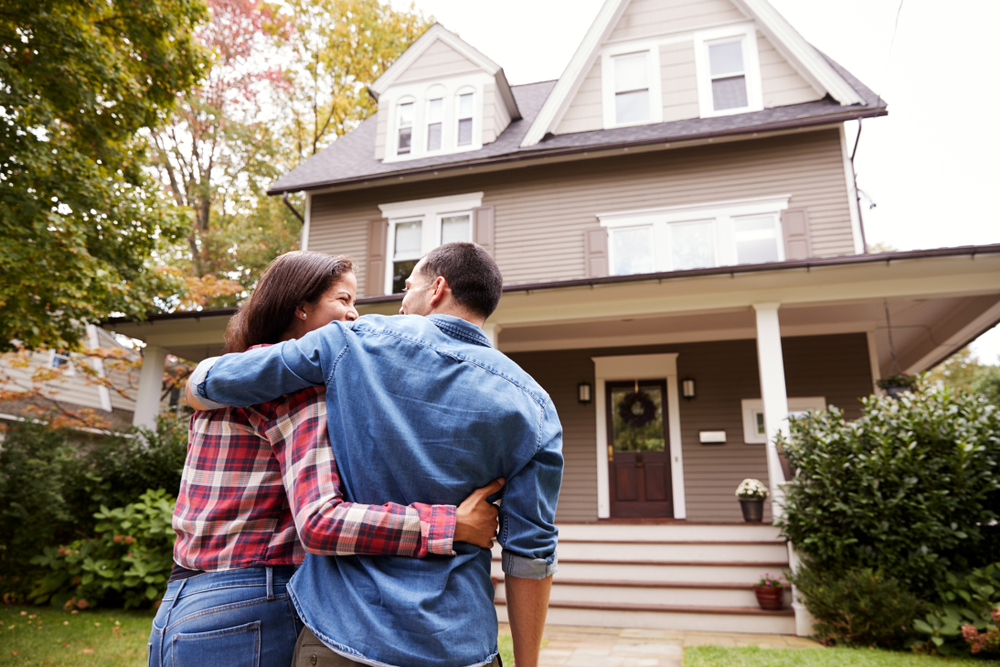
[{"xmin": 263, "ymin": 388, "xmax": 457, "ymax": 558}]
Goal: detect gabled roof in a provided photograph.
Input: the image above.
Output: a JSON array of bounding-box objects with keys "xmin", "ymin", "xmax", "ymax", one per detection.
[
  {"xmin": 520, "ymin": 0, "xmax": 866, "ymax": 147},
  {"xmin": 267, "ymin": 56, "xmax": 884, "ymax": 195},
  {"xmin": 369, "ymin": 23, "xmax": 520, "ymax": 121}
]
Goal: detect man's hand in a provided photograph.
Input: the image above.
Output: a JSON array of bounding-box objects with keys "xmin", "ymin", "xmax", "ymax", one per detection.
[{"xmin": 454, "ymin": 478, "xmax": 504, "ymax": 548}]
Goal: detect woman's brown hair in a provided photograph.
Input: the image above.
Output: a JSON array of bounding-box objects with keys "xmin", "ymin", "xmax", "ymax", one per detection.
[{"xmin": 223, "ymin": 251, "xmax": 355, "ymax": 353}]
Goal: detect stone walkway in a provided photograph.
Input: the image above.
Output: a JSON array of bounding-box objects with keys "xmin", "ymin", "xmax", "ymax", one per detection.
[{"xmin": 499, "ymin": 624, "xmax": 821, "ymax": 667}]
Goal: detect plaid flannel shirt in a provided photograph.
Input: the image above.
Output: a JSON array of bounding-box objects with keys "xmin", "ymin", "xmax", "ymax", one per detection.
[{"xmin": 173, "ymin": 382, "xmax": 456, "ymax": 571}]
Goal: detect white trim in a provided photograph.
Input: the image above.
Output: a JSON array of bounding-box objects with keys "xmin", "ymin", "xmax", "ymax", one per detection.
[
  {"xmin": 741, "ymin": 396, "xmax": 826, "ymax": 444},
  {"xmin": 600, "ymin": 44, "xmax": 664, "ymax": 129},
  {"xmin": 840, "ymin": 123, "xmax": 865, "ymax": 255},
  {"xmin": 48, "ymin": 350, "xmax": 76, "ymax": 376},
  {"xmin": 379, "ymin": 193, "xmax": 483, "ymax": 220},
  {"xmin": 300, "ymin": 192, "xmax": 312, "ymax": 251},
  {"xmin": 482, "ymin": 323, "xmax": 502, "ymax": 347},
  {"xmin": 866, "ymin": 330, "xmax": 883, "ymax": 396},
  {"xmin": 903, "ymin": 298, "xmax": 1000, "ymax": 375},
  {"xmin": 598, "ymin": 195, "xmax": 791, "ymax": 225},
  {"xmin": 86, "ymin": 324, "xmax": 113, "ymax": 413},
  {"xmin": 692, "ymin": 23, "xmax": 764, "ymax": 118},
  {"xmin": 521, "ymin": 0, "xmax": 863, "ymax": 147},
  {"xmin": 752, "ymin": 303, "xmax": 788, "ymax": 519},
  {"xmin": 592, "ymin": 353, "xmax": 686, "ymax": 520},
  {"xmin": 730, "ymin": 0, "xmax": 863, "ymax": 106}
]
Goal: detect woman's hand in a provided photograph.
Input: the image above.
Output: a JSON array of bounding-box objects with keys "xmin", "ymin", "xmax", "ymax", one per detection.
[{"xmin": 454, "ymin": 478, "xmax": 504, "ymax": 548}]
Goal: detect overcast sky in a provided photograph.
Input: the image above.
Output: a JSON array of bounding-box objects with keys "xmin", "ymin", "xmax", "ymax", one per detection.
[{"xmin": 388, "ymin": 0, "xmax": 1000, "ymax": 363}]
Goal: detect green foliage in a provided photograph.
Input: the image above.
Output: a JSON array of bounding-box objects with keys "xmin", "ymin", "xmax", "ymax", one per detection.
[
  {"xmin": 30, "ymin": 489, "xmax": 177, "ymax": 609},
  {"xmin": 685, "ymin": 645, "xmax": 1000, "ymax": 667},
  {"xmin": 777, "ymin": 386, "xmax": 1000, "ymax": 601},
  {"xmin": 0, "ymin": 0, "xmax": 208, "ymax": 352},
  {"xmin": 928, "ymin": 347, "xmax": 1000, "ymax": 406},
  {"xmin": 877, "ymin": 373, "xmax": 920, "ymax": 390},
  {"xmin": 790, "ymin": 565, "xmax": 921, "ymax": 647},
  {"xmin": 912, "ymin": 564, "xmax": 1000, "ymax": 657},
  {"xmin": 0, "ymin": 417, "xmax": 187, "ymax": 600}
]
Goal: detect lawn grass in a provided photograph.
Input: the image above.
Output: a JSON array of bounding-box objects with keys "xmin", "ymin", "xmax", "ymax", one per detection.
[
  {"xmin": 0, "ymin": 605, "xmax": 516, "ymax": 666},
  {"xmin": 0, "ymin": 605, "xmax": 155, "ymax": 667},
  {"xmin": 685, "ymin": 645, "xmax": 1000, "ymax": 667}
]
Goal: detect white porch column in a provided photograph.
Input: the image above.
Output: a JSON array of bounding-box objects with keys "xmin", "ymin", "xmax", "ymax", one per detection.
[
  {"xmin": 132, "ymin": 344, "xmax": 167, "ymax": 430},
  {"xmin": 482, "ymin": 322, "xmax": 502, "ymax": 348},
  {"xmin": 752, "ymin": 303, "xmax": 789, "ymax": 515}
]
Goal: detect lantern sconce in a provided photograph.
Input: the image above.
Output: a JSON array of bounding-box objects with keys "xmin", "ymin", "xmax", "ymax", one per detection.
[
  {"xmin": 577, "ymin": 382, "xmax": 592, "ymax": 404},
  {"xmin": 681, "ymin": 377, "xmax": 696, "ymax": 400}
]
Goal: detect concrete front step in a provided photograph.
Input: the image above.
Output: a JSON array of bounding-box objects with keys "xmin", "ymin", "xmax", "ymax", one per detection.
[
  {"xmin": 555, "ymin": 539, "xmax": 789, "ymax": 563},
  {"xmin": 495, "ymin": 598, "xmax": 797, "ymax": 634},
  {"xmin": 495, "ymin": 580, "xmax": 792, "ymax": 609},
  {"xmin": 492, "ymin": 559, "xmax": 788, "ymax": 584}
]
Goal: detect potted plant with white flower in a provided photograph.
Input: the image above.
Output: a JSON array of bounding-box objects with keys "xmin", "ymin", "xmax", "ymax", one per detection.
[{"xmin": 735, "ymin": 478, "xmax": 768, "ymax": 523}]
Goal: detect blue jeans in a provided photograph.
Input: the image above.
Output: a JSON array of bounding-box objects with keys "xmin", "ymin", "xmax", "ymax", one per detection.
[{"xmin": 149, "ymin": 566, "xmax": 302, "ymax": 667}]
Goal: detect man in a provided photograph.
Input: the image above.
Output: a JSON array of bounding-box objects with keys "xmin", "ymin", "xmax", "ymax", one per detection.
[{"xmin": 187, "ymin": 243, "xmax": 562, "ymax": 667}]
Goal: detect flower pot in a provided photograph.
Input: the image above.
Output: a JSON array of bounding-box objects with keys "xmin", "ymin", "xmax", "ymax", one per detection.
[
  {"xmin": 753, "ymin": 585, "xmax": 784, "ymax": 610},
  {"xmin": 884, "ymin": 385, "xmax": 912, "ymax": 399},
  {"xmin": 739, "ymin": 498, "xmax": 764, "ymax": 523}
]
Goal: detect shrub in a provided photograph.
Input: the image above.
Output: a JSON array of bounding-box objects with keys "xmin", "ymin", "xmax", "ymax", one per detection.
[
  {"xmin": 777, "ymin": 386, "xmax": 1000, "ymax": 601},
  {"xmin": 29, "ymin": 488, "xmax": 177, "ymax": 609},
  {"xmin": 790, "ymin": 564, "xmax": 921, "ymax": 647},
  {"xmin": 912, "ymin": 563, "xmax": 1000, "ymax": 657}
]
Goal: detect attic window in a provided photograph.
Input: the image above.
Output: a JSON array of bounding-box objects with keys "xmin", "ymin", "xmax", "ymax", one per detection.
[
  {"xmin": 457, "ymin": 93, "xmax": 474, "ymax": 146},
  {"xmin": 709, "ymin": 41, "xmax": 747, "ymax": 111},
  {"xmin": 613, "ymin": 52, "xmax": 650, "ymax": 124},
  {"xmin": 426, "ymin": 98, "xmax": 443, "ymax": 151},
  {"xmin": 397, "ymin": 102, "xmax": 414, "ymax": 155}
]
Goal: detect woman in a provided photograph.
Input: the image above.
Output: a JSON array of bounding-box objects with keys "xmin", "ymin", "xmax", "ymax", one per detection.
[{"xmin": 149, "ymin": 251, "xmax": 500, "ymax": 667}]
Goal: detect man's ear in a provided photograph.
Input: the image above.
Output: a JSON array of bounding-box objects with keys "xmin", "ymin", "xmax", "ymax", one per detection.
[{"xmin": 428, "ymin": 276, "xmax": 448, "ymax": 308}]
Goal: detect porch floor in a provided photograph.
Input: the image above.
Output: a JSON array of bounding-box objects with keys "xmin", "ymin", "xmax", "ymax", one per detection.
[{"xmin": 499, "ymin": 623, "xmax": 822, "ymax": 667}]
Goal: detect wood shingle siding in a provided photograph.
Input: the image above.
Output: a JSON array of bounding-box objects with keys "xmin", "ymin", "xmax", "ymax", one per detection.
[
  {"xmin": 607, "ymin": 0, "xmax": 745, "ymax": 43},
  {"xmin": 307, "ymin": 130, "xmax": 854, "ymax": 296},
  {"xmin": 507, "ymin": 333, "xmax": 874, "ymax": 524}
]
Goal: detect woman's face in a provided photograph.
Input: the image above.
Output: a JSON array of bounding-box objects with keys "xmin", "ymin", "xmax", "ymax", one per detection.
[{"xmin": 298, "ymin": 272, "xmax": 359, "ymax": 335}]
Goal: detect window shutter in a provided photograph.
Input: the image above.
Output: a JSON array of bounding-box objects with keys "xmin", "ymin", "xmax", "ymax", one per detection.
[
  {"xmin": 585, "ymin": 228, "xmax": 609, "ymax": 277},
  {"xmin": 472, "ymin": 205, "xmax": 495, "ymax": 256},
  {"xmin": 781, "ymin": 209, "xmax": 811, "ymax": 261},
  {"xmin": 365, "ymin": 218, "xmax": 388, "ymax": 297}
]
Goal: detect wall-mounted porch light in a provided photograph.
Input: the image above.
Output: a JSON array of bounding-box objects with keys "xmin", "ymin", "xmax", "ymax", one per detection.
[
  {"xmin": 681, "ymin": 377, "xmax": 696, "ymax": 400},
  {"xmin": 577, "ymin": 382, "xmax": 592, "ymax": 404}
]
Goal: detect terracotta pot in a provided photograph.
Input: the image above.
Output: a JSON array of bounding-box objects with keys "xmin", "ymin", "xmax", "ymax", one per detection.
[
  {"xmin": 739, "ymin": 498, "xmax": 764, "ymax": 523},
  {"xmin": 753, "ymin": 585, "xmax": 784, "ymax": 610}
]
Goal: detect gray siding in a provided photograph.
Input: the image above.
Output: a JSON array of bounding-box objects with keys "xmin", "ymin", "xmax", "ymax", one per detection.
[
  {"xmin": 394, "ymin": 39, "xmax": 480, "ymax": 85},
  {"xmin": 758, "ymin": 33, "xmax": 821, "ymax": 107},
  {"xmin": 308, "ymin": 130, "xmax": 856, "ymax": 296},
  {"xmin": 554, "ymin": 59, "xmax": 602, "ymax": 135},
  {"xmin": 507, "ymin": 333, "xmax": 874, "ymax": 523},
  {"xmin": 607, "ymin": 0, "xmax": 745, "ymax": 43},
  {"xmin": 660, "ymin": 40, "xmax": 699, "ymax": 122}
]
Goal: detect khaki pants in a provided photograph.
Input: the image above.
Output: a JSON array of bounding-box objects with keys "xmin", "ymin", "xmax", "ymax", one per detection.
[{"xmin": 291, "ymin": 627, "xmax": 502, "ymax": 667}]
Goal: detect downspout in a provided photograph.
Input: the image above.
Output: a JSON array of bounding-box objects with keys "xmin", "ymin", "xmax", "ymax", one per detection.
[{"xmin": 849, "ymin": 120, "xmax": 870, "ymax": 253}]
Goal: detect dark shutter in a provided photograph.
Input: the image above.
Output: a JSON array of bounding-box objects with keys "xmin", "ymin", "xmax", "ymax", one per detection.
[
  {"xmin": 472, "ymin": 205, "xmax": 495, "ymax": 256},
  {"xmin": 365, "ymin": 218, "xmax": 388, "ymax": 297},
  {"xmin": 585, "ymin": 228, "xmax": 609, "ymax": 277},
  {"xmin": 781, "ymin": 209, "xmax": 811, "ymax": 261}
]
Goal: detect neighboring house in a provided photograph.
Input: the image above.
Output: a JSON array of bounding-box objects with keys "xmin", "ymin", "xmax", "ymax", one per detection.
[
  {"xmin": 110, "ymin": 0, "xmax": 1000, "ymax": 636},
  {"xmin": 0, "ymin": 326, "xmax": 140, "ymax": 432}
]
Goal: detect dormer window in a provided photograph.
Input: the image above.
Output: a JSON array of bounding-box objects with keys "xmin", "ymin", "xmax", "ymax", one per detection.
[
  {"xmin": 694, "ymin": 24, "xmax": 763, "ymax": 117},
  {"xmin": 397, "ymin": 101, "xmax": 414, "ymax": 155},
  {"xmin": 708, "ymin": 41, "xmax": 747, "ymax": 111},
  {"xmin": 457, "ymin": 93, "xmax": 474, "ymax": 146},
  {"xmin": 613, "ymin": 52, "xmax": 650, "ymax": 124},
  {"xmin": 426, "ymin": 98, "xmax": 443, "ymax": 151}
]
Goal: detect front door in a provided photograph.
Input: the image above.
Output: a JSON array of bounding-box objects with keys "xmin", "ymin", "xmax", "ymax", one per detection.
[{"xmin": 607, "ymin": 380, "xmax": 673, "ymax": 518}]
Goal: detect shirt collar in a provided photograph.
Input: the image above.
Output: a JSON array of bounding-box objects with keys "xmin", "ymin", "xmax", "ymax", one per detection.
[{"xmin": 427, "ymin": 315, "xmax": 492, "ymax": 348}]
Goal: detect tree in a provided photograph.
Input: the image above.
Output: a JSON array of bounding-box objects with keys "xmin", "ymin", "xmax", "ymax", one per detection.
[
  {"xmin": 0, "ymin": 0, "xmax": 209, "ymax": 352},
  {"xmin": 927, "ymin": 346, "xmax": 1000, "ymax": 405}
]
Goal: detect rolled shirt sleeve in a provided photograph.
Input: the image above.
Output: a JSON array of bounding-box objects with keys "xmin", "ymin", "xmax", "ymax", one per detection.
[{"xmin": 499, "ymin": 397, "xmax": 563, "ymax": 579}]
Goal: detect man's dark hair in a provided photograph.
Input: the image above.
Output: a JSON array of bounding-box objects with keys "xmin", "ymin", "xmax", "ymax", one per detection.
[{"xmin": 419, "ymin": 242, "xmax": 503, "ymax": 319}]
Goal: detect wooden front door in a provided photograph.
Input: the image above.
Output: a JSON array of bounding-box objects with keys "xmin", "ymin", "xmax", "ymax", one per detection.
[{"xmin": 607, "ymin": 380, "xmax": 673, "ymax": 518}]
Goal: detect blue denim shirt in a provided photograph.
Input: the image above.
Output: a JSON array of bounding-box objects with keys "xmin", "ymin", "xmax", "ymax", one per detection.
[{"xmin": 193, "ymin": 314, "xmax": 563, "ymax": 667}]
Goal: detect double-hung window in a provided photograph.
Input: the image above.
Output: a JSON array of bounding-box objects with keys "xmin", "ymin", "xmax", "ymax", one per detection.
[
  {"xmin": 601, "ymin": 45, "xmax": 662, "ymax": 128},
  {"xmin": 708, "ymin": 41, "xmax": 748, "ymax": 111},
  {"xmin": 693, "ymin": 24, "xmax": 763, "ymax": 117},
  {"xmin": 457, "ymin": 93, "xmax": 474, "ymax": 146},
  {"xmin": 380, "ymin": 193, "xmax": 483, "ymax": 294},
  {"xmin": 396, "ymin": 101, "xmax": 414, "ymax": 155},
  {"xmin": 600, "ymin": 196, "xmax": 789, "ymax": 276},
  {"xmin": 426, "ymin": 98, "xmax": 443, "ymax": 151},
  {"xmin": 613, "ymin": 52, "xmax": 650, "ymax": 125}
]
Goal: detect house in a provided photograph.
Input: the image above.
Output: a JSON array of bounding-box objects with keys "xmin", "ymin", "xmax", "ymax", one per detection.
[{"xmin": 109, "ymin": 0, "xmax": 1000, "ymax": 635}]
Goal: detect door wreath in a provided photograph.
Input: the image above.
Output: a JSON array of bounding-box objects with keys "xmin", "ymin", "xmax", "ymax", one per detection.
[{"xmin": 618, "ymin": 391, "xmax": 657, "ymax": 428}]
